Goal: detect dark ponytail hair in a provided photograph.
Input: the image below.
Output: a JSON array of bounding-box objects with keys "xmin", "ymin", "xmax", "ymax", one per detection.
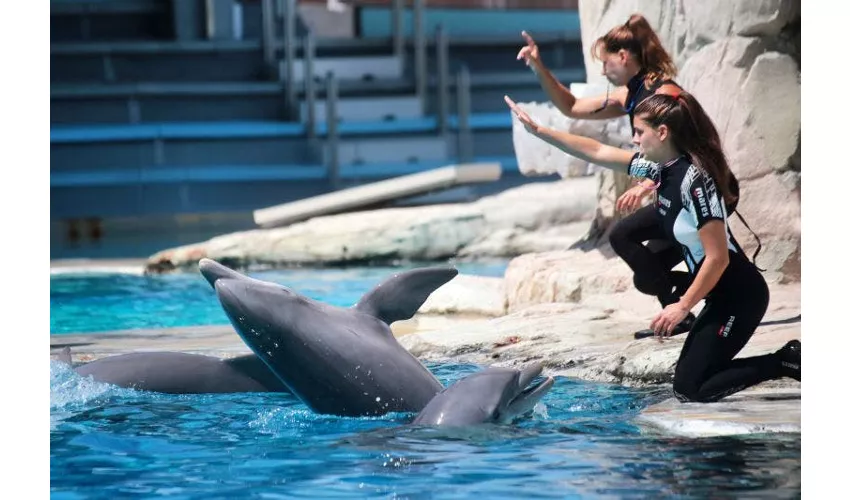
[
  {"xmin": 634, "ymin": 91, "xmax": 737, "ymax": 208},
  {"xmin": 591, "ymin": 14, "xmax": 677, "ymax": 86}
]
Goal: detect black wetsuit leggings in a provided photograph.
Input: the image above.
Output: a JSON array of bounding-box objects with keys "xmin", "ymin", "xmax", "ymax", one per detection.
[
  {"xmin": 609, "ymin": 205, "xmax": 691, "ymax": 307},
  {"xmin": 672, "ymin": 266, "xmax": 781, "ymax": 402}
]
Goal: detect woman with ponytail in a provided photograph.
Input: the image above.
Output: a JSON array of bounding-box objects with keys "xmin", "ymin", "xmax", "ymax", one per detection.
[
  {"xmin": 518, "ymin": 14, "xmax": 745, "ymax": 339},
  {"xmin": 504, "ymin": 90, "xmax": 800, "ymax": 402},
  {"xmin": 518, "ymin": 14, "xmax": 676, "ymax": 126}
]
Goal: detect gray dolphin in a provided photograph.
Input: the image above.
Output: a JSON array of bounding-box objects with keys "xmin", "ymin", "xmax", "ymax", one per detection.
[
  {"xmin": 57, "ymin": 347, "xmax": 290, "ymax": 394},
  {"xmin": 50, "ymin": 259, "xmax": 293, "ymax": 395},
  {"xmin": 200, "ymin": 258, "xmax": 457, "ymax": 417},
  {"xmin": 412, "ymin": 364, "xmax": 555, "ymax": 426}
]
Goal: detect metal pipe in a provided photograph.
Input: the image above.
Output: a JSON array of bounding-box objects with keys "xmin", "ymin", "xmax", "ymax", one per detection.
[
  {"xmin": 392, "ymin": 0, "xmax": 404, "ymax": 60},
  {"xmin": 326, "ymin": 71, "xmax": 340, "ymax": 189},
  {"xmin": 304, "ymin": 33, "xmax": 316, "ymax": 139},
  {"xmin": 413, "ymin": 0, "xmax": 426, "ymax": 105},
  {"xmin": 127, "ymin": 98, "xmax": 141, "ymax": 124},
  {"xmin": 102, "ymin": 54, "xmax": 115, "ymax": 83},
  {"xmin": 457, "ymin": 65, "xmax": 472, "ymax": 162},
  {"xmin": 283, "ymin": 0, "xmax": 296, "ymax": 116},
  {"xmin": 261, "ymin": 0, "xmax": 276, "ymax": 77},
  {"xmin": 436, "ymin": 24, "xmax": 449, "ymax": 136}
]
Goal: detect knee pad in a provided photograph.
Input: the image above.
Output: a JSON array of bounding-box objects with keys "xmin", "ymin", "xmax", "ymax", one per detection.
[
  {"xmin": 672, "ymin": 371, "xmax": 702, "ymax": 403},
  {"xmin": 672, "ymin": 382, "xmax": 697, "ymax": 403}
]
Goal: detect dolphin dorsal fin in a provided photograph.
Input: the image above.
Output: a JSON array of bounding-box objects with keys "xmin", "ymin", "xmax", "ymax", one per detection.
[{"xmin": 354, "ymin": 267, "xmax": 458, "ymax": 324}]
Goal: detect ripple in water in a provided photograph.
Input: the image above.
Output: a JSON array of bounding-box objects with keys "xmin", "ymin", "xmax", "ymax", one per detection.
[{"xmin": 51, "ymin": 361, "xmax": 801, "ymax": 499}]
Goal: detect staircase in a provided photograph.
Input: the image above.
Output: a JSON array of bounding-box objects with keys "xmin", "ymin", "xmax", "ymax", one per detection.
[{"xmin": 50, "ymin": 0, "xmax": 585, "ymax": 258}]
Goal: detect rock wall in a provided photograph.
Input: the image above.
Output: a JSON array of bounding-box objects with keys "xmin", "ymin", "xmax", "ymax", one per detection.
[{"xmin": 515, "ymin": 0, "xmax": 800, "ymax": 280}]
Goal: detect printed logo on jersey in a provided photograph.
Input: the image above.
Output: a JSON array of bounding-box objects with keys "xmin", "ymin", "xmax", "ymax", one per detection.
[
  {"xmin": 628, "ymin": 154, "xmax": 660, "ymax": 183},
  {"xmin": 705, "ymin": 179, "xmax": 724, "ymax": 218},
  {"xmin": 657, "ymin": 194, "xmax": 671, "ymax": 216},
  {"xmin": 693, "ymin": 187, "xmax": 709, "ymax": 218},
  {"xmin": 717, "ymin": 315, "xmax": 735, "ymax": 337}
]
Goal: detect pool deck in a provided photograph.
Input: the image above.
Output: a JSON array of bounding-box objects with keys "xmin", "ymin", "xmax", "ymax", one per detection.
[{"xmin": 51, "ymin": 258, "xmax": 147, "ymax": 275}]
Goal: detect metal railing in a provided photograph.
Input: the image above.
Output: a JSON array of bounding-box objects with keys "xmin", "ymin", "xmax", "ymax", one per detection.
[
  {"xmin": 279, "ymin": 0, "xmax": 475, "ymax": 186},
  {"xmin": 325, "ymin": 71, "xmax": 340, "ymax": 189},
  {"xmin": 283, "ymin": 0, "xmax": 297, "ymax": 116},
  {"xmin": 414, "ymin": 0, "xmax": 427, "ymax": 105},
  {"xmin": 456, "ymin": 65, "xmax": 472, "ymax": 163},
  {"xmin": 260, "ymin": 0, "xmax": 277, "ymax": 76},
  {"xmin": 392, "ymin": 0, "xmax": 404, "ymax": 61},
  {"xmin": 304, "ymin": 32, "xmax": 317, "ymax": 139},
  {"xmin": 436, "ymin": 24, "xmax": 449, "ymax": 136}
]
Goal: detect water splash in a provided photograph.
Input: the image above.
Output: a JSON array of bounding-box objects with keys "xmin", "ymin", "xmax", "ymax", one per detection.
[
  {"xmin": 50, "ymin": 360, "xmax": 116, "ymax": 410},
  {"xmin": 51, "ymin": 360, "xmax": 130, "ymax": 431},
  {"xmin": 532, "ymin": 401, "xmax": 550, "ymax": 420}
]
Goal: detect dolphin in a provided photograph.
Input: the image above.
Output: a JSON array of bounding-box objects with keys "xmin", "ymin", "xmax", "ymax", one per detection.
[
  {"xmin": 411, "ymin": 363, "xmax": 555, "ymax": 426},
  {"xmin": 49, "ymin": 259, "xmax": 292, "ymax": 395},
  {"xmin": 55, "ymin": 347, "xmax": 291, "ymax": 394},
  {"xmin": 200, "ymin": 258, "xmax": 457, "ymax": 417}
]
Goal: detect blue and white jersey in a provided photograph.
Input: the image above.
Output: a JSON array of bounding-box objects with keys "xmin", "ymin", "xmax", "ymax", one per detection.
[{"xmin": 627, "ymin": 153, "xmax": 752, "ymax": 296}]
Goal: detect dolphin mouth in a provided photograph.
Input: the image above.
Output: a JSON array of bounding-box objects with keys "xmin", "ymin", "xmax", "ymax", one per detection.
[
  {"xmin": 498, "ymin": 365, "xmax": 555, "ymax": 423},
  {"xmin": 511, "ymin": 376, "xmax": 555, "ymax": 408}
]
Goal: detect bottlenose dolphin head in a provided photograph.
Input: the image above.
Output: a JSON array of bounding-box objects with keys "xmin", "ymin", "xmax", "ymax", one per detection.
[
  {"xmin": 412, "ymin": 364, "xmax": 555, "ymax": 426},
  {"xmin": 214, "ymin": 277, "xmax": 315, "ymax": 362}
]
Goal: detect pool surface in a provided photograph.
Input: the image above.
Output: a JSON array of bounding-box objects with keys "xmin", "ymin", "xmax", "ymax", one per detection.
[
  {"xmin": 50, "ymin": 265, "xmax": 801, "ymax": 498},
  {"xmin": 50, "ymin": 361, "xmax": 801, "ymax": 499}
]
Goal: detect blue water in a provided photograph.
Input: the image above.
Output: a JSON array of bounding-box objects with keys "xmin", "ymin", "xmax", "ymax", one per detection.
[
  {"xmin": 50, "ymin": 361, "xmax": 801, "ymax": 499},
  {"xmin": 50, "ymin": 261, "xmax": 509, "ymax": 334},
  {"xmin": 50, "ymin": 265, "xmax": 801, "ymax": 498}
]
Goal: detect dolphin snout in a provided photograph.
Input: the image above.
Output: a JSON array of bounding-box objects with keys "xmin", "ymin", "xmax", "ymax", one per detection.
[
  {"xmin": 214, "ymin": 278, "xmax": 290, "ymax": 315},
  {"xmin": 199, "ymin": 258, "xmax": 241, "ymax": 288}
]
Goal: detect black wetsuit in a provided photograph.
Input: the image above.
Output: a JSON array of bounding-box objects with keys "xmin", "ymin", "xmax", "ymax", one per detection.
[
  {"xmin": 608, "ymin": 72, "xmax": 742, "ymax": 318},
  {"xmin": 628, "ymin": 154, "xmax": 781, "ymax": 402}
]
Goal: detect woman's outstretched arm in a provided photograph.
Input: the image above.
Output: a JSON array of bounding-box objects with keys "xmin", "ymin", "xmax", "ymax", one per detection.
[{"xmin": 505, "ymin": 95, "xmax": 634, "ymax": 174}]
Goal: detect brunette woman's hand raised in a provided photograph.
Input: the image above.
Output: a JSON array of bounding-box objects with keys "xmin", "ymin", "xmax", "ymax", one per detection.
[
  {"xmin": 516, "ymin": 31, "xmax": 543, "ymax": 72},
  {"xmin": 505, "ymin": 95, "xmax": 541, "ymax": 134}
]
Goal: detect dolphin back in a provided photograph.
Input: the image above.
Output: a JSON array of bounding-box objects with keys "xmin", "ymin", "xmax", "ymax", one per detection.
[{"xmin": 354, "ymin": 267, "xmax": 458, "ymax": 324}]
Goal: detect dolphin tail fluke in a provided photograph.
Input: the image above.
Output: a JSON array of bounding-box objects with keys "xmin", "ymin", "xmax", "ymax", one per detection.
[
  {"xmin": 55, "ymin": 347, "xmax": 73, "ymax": 365},
  {"xmin": 353, "ymin": 267, "xmax": 458, "ymax": 324}
]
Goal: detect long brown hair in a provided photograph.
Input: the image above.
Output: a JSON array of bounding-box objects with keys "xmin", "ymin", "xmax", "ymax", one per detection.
[
  {"xmin": 634, "ymin": 92, "xmax": 737, "ymax": 207},
  {"xmin": 591, "ymin": 14, "xmax": 677, "ymax": 86}
]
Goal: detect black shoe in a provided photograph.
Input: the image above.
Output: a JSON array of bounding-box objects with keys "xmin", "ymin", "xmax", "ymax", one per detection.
[
  {"xmin": 634, "ymin": 312, "xmax": 696, "ymax": 340},
  {"xmin": 778, "ymin": 339, "xmax": 801, "ymax": 381}
]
